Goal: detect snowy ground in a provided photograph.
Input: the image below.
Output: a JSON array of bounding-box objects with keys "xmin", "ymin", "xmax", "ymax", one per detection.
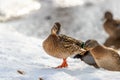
[
  {"xmin": 0, "ymin": 23, "xmax": 120, "ymax": 80},
  {"xmin": 0, "ymin": 0, "xmax": 120, "ymax": 80}
]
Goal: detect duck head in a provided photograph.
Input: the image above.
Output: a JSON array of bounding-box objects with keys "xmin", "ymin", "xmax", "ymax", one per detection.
[
  {"xmin": 84, "ymin": 39, "xmax": 99, "ymax": 50},
  {"xmin": 104, "ymin": 11, "xmax": 113, "ymax": 20},
  {"xmin": 51, "ymin": 22, "xmax": 61, "ymax": 35}
]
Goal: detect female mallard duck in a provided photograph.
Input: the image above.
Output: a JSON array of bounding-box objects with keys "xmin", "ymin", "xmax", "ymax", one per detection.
[
  {"xmin": 103, "ymin": 11, "xmax": 120, "ymax": 38},
  {"xmin": 103, "ymin": 11, "xmax": 120, "ymax": 49},
  {"xmin": 84, "ymin": 39, "xmax": 120, "ymax": 71},
  {"xmin": 43, "ymin": 22, "xmax": 86, "ymax": 68}
]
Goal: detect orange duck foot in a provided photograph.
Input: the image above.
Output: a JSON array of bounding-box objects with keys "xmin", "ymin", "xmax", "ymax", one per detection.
[{"xmin": 55, "ymin": 58, "xmax": 68, "ymax": 69}]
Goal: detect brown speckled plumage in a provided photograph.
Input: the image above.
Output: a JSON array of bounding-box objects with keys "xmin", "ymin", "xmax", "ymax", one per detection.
[
  {"xmin": 43, "ymin": 22, "xmax": 86, "ymax": 68},
  {"xmin": 84, "ymin": 39, "xmax": 120, "ymax": 71}
]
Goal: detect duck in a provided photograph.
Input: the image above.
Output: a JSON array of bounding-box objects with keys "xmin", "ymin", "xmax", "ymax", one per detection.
[
  {"xmin": 84, "ymin": 39, "xmax": 120, "ymax": 71},
  {"xmin": 43, "ymin": 22, "xmax": 86, "ymax": 68},
  {"xmin": 103, "ymin": 11, "xmax": 120, "ymax": 38}
]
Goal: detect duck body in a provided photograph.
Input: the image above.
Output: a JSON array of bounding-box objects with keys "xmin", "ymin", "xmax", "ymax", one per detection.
[
  {"xmin": 43, "ymin": 22, "xmax": 86, "ymax": 68},
  {"xmin": 104, "ymin": 20, "xmax": 117, "ymax": 37},
  {"xmin": 85, "ymin": 39, "xmax": 120, "ymax": 71},
  {"xmin": 91, "ymin": 46, "xmax": 120, "ymax": 71},
  {"xmin": 43, "ymin": 34, "xmax": 84, "ymax": 59},
  {"xmin": 103, "ymin": 11, "xmax": 120, "ymax": 49}
]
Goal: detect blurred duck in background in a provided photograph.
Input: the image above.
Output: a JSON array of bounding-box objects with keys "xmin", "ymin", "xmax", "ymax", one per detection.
[
  {"xmin": 103, "ymin": 11, "xmax": 120, "ymax": 49},
  {"xmin": 103, "ymin": 11, "xmax": 120, "ymax": 38}
]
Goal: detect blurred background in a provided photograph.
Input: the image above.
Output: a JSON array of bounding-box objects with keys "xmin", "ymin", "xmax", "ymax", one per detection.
[{"xmin": 0, "ymin": 0, "xmax": 120, "ymax": 43}]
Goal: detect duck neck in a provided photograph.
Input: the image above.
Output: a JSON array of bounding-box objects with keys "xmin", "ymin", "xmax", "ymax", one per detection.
[
  {"xmin": 51, "ymin": 30, "xmax": 57, "ymax": 35},
  {"xmin": 106, "ymin": 18, "xmax": 113, "ymax": 22},
  {"xmin": 49, "ymin": 34, "xmax": 59, "ymax": 45}
]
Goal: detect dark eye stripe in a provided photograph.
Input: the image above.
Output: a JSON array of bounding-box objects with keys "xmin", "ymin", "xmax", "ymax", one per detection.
[
  {"xmin": 53, "ymin": 24, "xmax": 58, "ymax": 30},
  {"xmin": 85, "ymin": 40, "xmax": 91, "ymax": 45}
]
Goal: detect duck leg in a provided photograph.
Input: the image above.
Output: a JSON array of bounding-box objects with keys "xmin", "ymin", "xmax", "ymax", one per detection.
[{"xmin": 55, "ymin": 58, "xmax": 68, "ymax": 68}]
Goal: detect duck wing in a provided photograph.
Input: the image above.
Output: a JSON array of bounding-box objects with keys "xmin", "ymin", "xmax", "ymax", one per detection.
[
  {"xmin": 110, "ymin": 50, "xmax": 120, "ymax": 65},
  {"xmin": 59, "ymin": 34, "xmax": 84, "ymax": 47},
  {"xmin": 58, "ymin": 34, "xmax": 86, "ymax": 54}
]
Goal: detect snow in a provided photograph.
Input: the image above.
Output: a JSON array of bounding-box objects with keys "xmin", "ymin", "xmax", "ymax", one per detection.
[
  {"xmin": 53, "ymin": 0, "xmax": 104, "ymax": 7},
  {"xmin": 0, "ymin": 0, "xmax": 40, "ymax": 21},
  {"xmin": 0, "ymin": 0, "xmax": 120, "ymax": 80},
  {"xmin": 0, "ymin": 20, "xmax": 120, "ymax": 80}
]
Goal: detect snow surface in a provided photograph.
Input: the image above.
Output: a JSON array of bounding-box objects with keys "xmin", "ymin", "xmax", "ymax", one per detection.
[
  {"xmin": 0, "ymin": 0, "xmax": 40, "ymax": 21},
  {"xmin": 0, "ymin": 0, "xmax": 120, "ymax": 80},
  {"xmin": 53, "ymin": 0, "xmax": 105, "ymax": 7},
  {"xmin": 0, "ymin": 26, "xmax": 120, "ymax": 80}
]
